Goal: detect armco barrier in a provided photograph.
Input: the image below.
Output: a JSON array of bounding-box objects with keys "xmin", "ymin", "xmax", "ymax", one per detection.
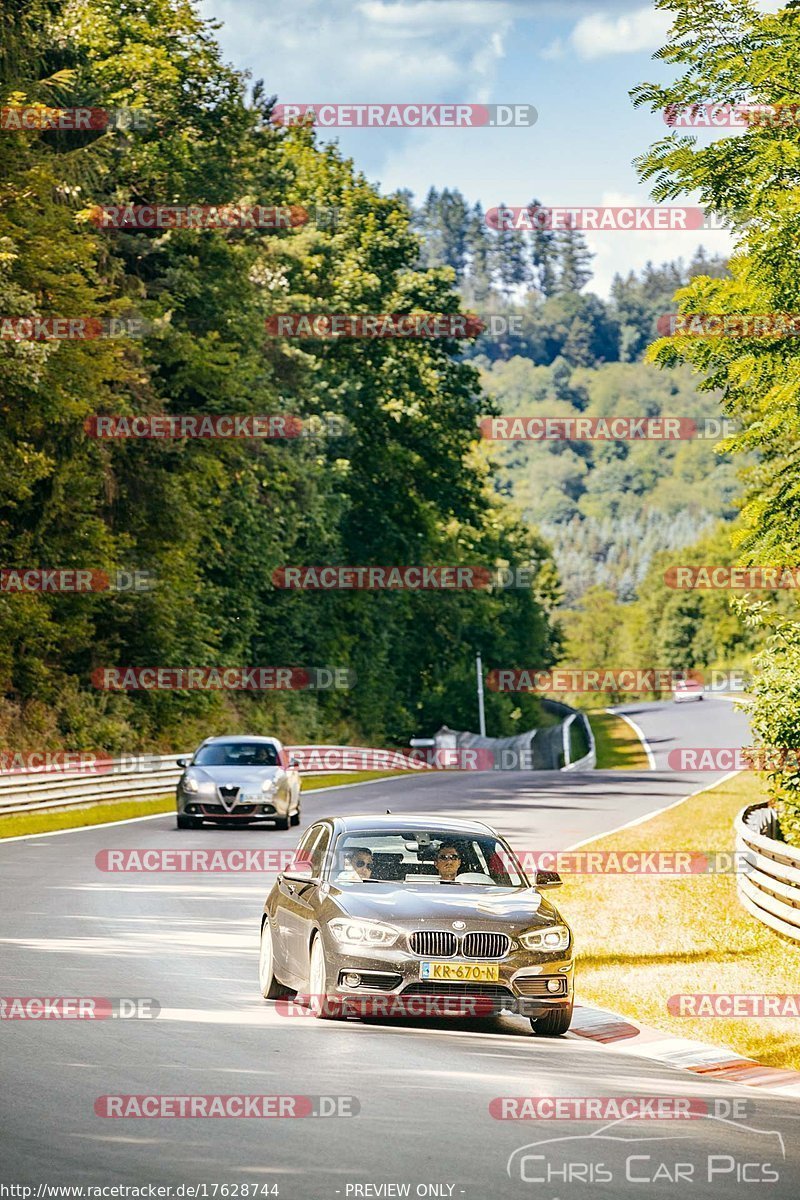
[
  {"xmin": 0, "ymin": 746, "xmax": 428, "ymax": 817},
  {"xmin": 735, "ymin": 802, "xmax": 800, "ymax": 944},
  {"xmin": 562, "ymin": 711, "xmax": 596, "ymax": 772},
  {"xmin": 0, "ymin": 754, "xmax": 185, "ymax": 816}
]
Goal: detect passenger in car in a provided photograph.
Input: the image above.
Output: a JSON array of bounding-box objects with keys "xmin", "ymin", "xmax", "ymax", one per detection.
[{"xmin": 336, "ymin": 846, "xmax": 374, "ymax": 882}]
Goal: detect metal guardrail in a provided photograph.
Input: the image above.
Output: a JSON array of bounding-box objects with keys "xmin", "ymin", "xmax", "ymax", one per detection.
[
  {"xmin": 561, "ymin": 712, "xmax": 596, "ymax": 772},
  {"xmin": 0, "ymin": 754, "xmax": 185, "ymax": 815},
  {"xmin": 735, "ymin": 802, "xmax": 800, "ymax": 944},
  {"xmin": 0, "ymin": 745, "xmax": 430, "ymax": 817}
]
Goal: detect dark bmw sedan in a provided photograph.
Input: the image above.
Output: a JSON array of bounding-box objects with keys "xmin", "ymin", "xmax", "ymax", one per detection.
[{"xmin": 259, "ymin": 814, "xmax": 574, "ymax": 1035}]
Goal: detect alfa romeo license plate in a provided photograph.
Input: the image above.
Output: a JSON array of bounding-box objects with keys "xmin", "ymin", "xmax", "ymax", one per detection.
[{"xmin": 420, "ymin": 961, "xmax": 499, "ymax": 982}]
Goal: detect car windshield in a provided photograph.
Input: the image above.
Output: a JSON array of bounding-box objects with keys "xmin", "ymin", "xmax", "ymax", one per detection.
[
  {"xmin": 329, "ymin": 830, "xmax": 528, "ymax": 887},
  {"xmin": 193, "ymin": 742, "xmax": 279, "ymax": 767}
]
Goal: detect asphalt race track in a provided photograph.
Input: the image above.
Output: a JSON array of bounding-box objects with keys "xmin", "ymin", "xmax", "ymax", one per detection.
[{"xmin": 2, "ymin": 698, "xmax": 799, "ymax": 1199}]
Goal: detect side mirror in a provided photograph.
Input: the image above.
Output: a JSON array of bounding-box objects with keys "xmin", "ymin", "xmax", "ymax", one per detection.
[
  {"xmin": 177, "ymin": 757, "xmax": 191, "ymax": 768},
  {"xmin": 283, "ymin": 869, "xmax": 318, "ymax": 884},
  {"xmin": 289, "ymin": 758, "xmax": 300, "ymax": 769},
  {"xmin": 283, "ymin": 854, "xmax": 315, "ymax": 882},
  {"xmin": 536, "ymin": 869, "xmax": 562, "ymax": 889}
]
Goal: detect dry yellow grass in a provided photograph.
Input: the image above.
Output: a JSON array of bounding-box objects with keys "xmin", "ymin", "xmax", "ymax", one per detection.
[
  {"xmin": 559, "ymin": 772, "xmax": 800, "ymax": 1068},
  {"xmin": 588, "ymin": 710, "xmax": 650, "ymax": 769}
]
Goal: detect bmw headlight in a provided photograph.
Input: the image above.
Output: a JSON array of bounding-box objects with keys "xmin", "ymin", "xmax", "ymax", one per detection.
[
  {"xmin": 519, "ymin": 924, "xmax": 570, "ymax": 952},
  {"xmin": 328, "ymin": 918, "xmax": 401, "ymax": 949},
  {"xmin": 183, "ymin": 774, "xmax": 200, "ymax": 793}
]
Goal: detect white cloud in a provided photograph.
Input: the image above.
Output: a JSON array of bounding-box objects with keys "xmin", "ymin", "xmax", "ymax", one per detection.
[
  {"xmin": 357, "ymin": 1, "xmax": 515, "ymax": 29},
  {"xmin": 570, "ymin": 7, "xmax": 672, "ymax": 60},
  {"xmin": 539, "ymin": 37, "xmax": 565, "ymax": 60},
  {"xmin": 586, "ymin": 191, "xmax": 736, "ymax": 296},
  {"xmin": 202, "ymin": 0, "xmax": 513, "ymax": 98}
]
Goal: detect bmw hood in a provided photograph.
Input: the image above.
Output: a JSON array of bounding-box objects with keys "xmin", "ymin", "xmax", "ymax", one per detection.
[{"xmin": 328, "ymin": 884, "xmax": 561, "ymax": 929}]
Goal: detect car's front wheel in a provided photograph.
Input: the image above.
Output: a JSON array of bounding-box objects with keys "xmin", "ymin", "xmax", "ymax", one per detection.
[
  {"xmin": 290, "ymin": 803, "xmax": 301, "ymax": 827},
  {"xmin": 307, "ymin": 933, "xmax": 343, "ymax": 1019},
  {"xmin": 529, "ymin": 1001, "xmax": 573, "ymax": 1037},
  {"xmin": 259, "ymin": 919, "xmax": 290, "ymax": 999}
]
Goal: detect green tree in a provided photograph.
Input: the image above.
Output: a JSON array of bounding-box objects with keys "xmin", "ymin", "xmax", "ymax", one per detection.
[{"xmin": 632, "ymin": 0, "xmax": 800, "ymax": 838}]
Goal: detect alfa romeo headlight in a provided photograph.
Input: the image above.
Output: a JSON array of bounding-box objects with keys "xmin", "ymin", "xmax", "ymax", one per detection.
[
  {"xmin": 520, "ymin": 924, "xmax": 570, "ymax": 952},
  {"xmin": 183, "ymin": 775, "xmax": 200, "ymax": 793},
  {"xmin": 328, "ymin": 918, "xmax": 401, "ymax": 948},
  {"xmin": 261, "ymin": 778, "xmax": 278, "ymax": 793}
]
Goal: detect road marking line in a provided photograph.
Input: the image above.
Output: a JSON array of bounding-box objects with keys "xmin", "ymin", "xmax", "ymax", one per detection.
[{"xmin": 605, "ymin": 708, "xmax": 656, "ymax": 769}]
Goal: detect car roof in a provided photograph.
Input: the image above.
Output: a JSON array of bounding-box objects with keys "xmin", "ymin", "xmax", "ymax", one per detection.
[
  {"xmin": 198, "ymin": 734, "xmax": 282, "ymax": 747},
  {"xmin": 322, "ymin": 813, "xmax": 496, "ymax": 836}
]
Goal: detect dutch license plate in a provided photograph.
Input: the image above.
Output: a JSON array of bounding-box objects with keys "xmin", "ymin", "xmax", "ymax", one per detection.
[{"xmin": 420, "ymin": 961, "xmax": 499, "ymax": 983}]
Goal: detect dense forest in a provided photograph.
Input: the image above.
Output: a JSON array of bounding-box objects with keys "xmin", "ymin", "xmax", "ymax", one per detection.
[
  {"xmin": 408, "ymin": 187, "xmax": 739, "ymax": 604},
  {"xmin": 0, "ymin": 0, "xmax": 561, "ymax": 753}
]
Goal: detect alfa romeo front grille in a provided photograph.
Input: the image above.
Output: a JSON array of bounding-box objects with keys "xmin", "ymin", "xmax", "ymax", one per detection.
[
  {"xmin": 218, "ymin": 786, "xmax": 240, "ymax": 800},
  {"xmin": 409, "ymin": 931, "xmax": 457, "ymax": 957}
]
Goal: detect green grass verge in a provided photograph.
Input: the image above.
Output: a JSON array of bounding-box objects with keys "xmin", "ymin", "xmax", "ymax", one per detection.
[
  {"xmin": 588, "ymin": 710, "xmax": 650, "ymax": 769},
  {"xmin": 560, "ymin": 771, "xmax": 800, "ymax": 1070},
  {"xmin": 0, "ymin": 770, "xmax": 403, "ymax": 840}
]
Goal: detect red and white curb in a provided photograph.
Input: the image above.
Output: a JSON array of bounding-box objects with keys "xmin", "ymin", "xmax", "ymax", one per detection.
[{"xmin": 568, "ymin": 1003, "xmax": 800, "ymax": 1098}]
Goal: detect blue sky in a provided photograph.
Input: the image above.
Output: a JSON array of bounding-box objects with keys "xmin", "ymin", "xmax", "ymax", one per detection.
[{"xmin": 199, "ymin": 0, "xmax": 778, "ymax": 295}]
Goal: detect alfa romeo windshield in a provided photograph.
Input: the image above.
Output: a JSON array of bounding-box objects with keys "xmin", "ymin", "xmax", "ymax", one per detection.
[{"xmin": 193, "ymin": 742, "xmax": 279, "ymax": 767}]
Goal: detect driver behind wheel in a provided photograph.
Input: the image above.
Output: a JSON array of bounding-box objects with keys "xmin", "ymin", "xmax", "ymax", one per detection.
[{"xmin": 434, "ymin": 843, "xmax": 463, "ymax": 882}]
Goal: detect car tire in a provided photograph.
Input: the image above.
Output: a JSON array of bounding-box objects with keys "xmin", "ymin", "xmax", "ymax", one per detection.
[
  {"xmin": 176, "ymin": 813, "xmax": 199, "ymax": 830},
  {"xmin": 259, "ymin": 919, "xmax": 290, "ymax": 999},
  {"xmin": 307, "ymin": 933, "xmax": 343, "ymax": 1019},
  {"xmin": 290, "ymin": 805, "xmax": 301, "ymax": 827},
  {"xmin": 529, "ymin": 1002, "xmax": 573, "ymax": 1037}
]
